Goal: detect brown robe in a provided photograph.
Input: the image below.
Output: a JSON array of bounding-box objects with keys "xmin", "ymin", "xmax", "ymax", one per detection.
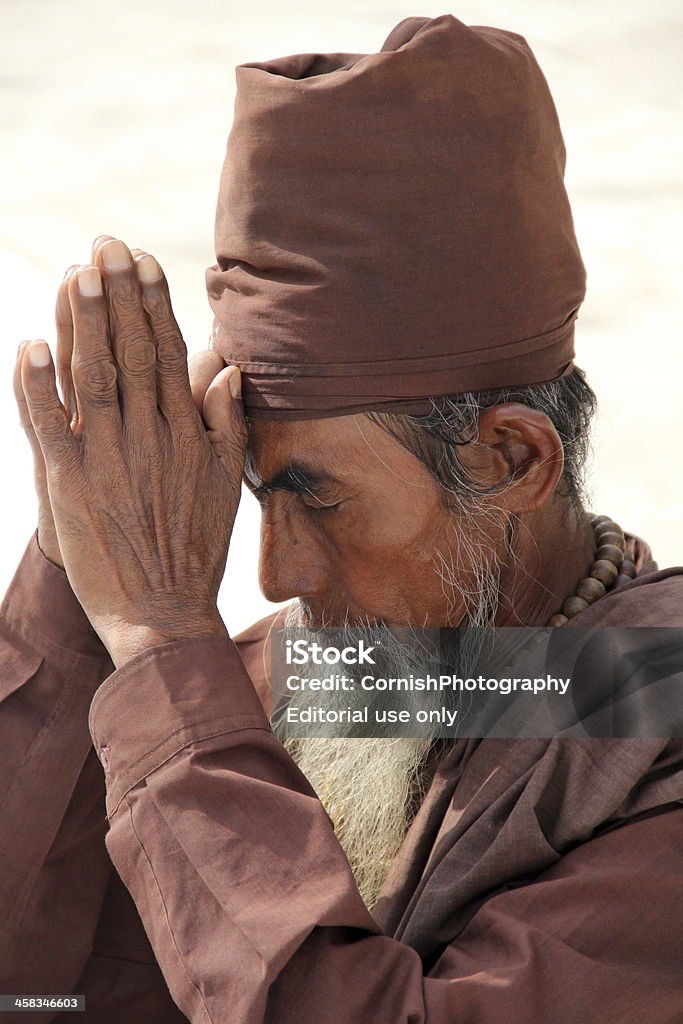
[{"xmin": 0, "ymin": 531, "xmax": 681, "ymax": 1023}]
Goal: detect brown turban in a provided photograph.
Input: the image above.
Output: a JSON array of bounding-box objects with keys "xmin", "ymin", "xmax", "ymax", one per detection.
[{"xmin": 206, "ymin": 14, "xmax": 586, "ymax": 419}]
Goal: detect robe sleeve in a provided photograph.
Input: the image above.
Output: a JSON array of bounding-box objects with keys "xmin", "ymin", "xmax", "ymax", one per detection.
[
  {"xmin": 0, "ymin": 533, "xmax": 186, "ymax": 1022},
  {"xmin": 89, "ymin": 636, "xmax": 683, "ymax": 1024}
]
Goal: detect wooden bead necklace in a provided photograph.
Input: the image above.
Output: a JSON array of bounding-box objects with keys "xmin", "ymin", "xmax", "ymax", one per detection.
[{"xmin": 546, "ymin": 515, "xmax": 636, "ymax": 627}]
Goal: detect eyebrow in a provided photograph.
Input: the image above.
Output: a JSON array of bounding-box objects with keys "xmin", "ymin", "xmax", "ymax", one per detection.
[{"xmin": 244, "ymin": 457, "xmax": 343, "ymax": 499}]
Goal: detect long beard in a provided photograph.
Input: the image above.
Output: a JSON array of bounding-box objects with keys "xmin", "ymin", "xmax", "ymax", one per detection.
[
  {"xmin": 277, "ymin": 582, "xmax": 496, "ymax": 911},
  {"xmin": 283, "ymin": 733, "xmax": 431, "ymax": 911}
]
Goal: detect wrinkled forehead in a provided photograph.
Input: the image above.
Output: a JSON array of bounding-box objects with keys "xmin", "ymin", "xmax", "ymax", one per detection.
[{"xmin": 244, "ymin": 414, "xmax": 430, "ymax": 492}]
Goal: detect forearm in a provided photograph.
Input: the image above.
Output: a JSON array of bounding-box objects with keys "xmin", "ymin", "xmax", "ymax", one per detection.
[
  {"xmin": 0, "ymin": 532, "xmax": 114, "ymax": 995},
  {"xmin": 51, "ymin": 869, "xmax": 188, "ymax": 1024}
]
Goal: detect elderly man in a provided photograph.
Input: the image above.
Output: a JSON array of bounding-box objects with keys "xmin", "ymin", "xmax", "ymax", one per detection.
[{"xmin": 1, "ymin": 13, "xmax": 681, "ymax": 1024}]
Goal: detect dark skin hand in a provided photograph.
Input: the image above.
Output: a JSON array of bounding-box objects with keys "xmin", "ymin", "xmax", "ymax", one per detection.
[
  {"xmin": 15, "ymin": 237, "xmax": 226, "ymax": 573},
  {"xmin": 16, "ymin": 238, "xmax": 244, "ymax": 668},
  {"xmin": 15, "ymin": 238, "xmax": 595, "ymax": 670}
]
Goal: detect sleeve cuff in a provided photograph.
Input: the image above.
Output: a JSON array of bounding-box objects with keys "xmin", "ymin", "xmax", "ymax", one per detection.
[
  {"xmin": 89, "ymin": 634, "xmax": 272, "ymax": 816},
  {"xmin": 0, "ymin": 530, "xmax": 112, "ymax": 675}
]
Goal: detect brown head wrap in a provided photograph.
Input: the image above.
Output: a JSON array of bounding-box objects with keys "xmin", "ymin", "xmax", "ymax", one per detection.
[{"xmin": 206, "ymin": 14, "xmax": 586, "ymax": 419}]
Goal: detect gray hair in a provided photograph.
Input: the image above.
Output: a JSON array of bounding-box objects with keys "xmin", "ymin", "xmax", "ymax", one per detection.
[{"xmin": 366, "ymin": 367, "xmax": 597, "ymax": 514}]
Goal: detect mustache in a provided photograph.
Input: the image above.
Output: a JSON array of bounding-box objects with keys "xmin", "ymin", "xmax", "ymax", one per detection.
[
  {"xmin": 283, "ymin": 599, "xmax": 493, "ymax": 675},
  {"xmin": 283, "ymin": 600, "xmax": 431, "ymax": 667},
  {"xmin": 276, "ymin": 598, "xmax": 493, "ymax": 743},
  {"xmin": 286, "ymin": 599, "xmax": 385, "ymax": 631}
]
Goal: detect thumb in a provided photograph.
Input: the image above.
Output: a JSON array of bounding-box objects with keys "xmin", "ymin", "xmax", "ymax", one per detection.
[
  {"xmin": 203, "ymin": 365, "xmax": 248, "ymax": 485},
  {"xmin": 14, "ymin": 341, "xmax": 65, "ymax": 568},
  {"xmin": 14, "ymin": 342, "xmax": 42, "ymax": 456},
  {"xmin": 188, "ymin": 349, "xmax": 226, "ymax": 419}
]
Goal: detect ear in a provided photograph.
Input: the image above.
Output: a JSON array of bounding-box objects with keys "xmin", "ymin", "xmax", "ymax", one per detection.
[{"xmin": 463, "ymin": 403, "xmax": 564, "ymax": 514}]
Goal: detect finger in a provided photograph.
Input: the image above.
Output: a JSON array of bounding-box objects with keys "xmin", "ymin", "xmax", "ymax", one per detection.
[
  {"xmin": 91, "ymin": 234, "xmax": 115, "ymax": 264},
  {"xmin": 203, "ymin": 366, "xmax": 247, "ymax": 489},
  {"xmin": 131, "ymin": 252, "xmax": 198, "ymax": 430},
  {"xmin": 131, "ymin": 247, "xmax": 208, "ymax": 423},
  {"xmin": 14, "ymin": 342, "xmax": 35, "ymax": 436},
  {"xmin": 14, "ymin": 341, "xmax": 48, "ymax": 472},
  {"xmin": 55, "ymin": 264, "xmax": 81, "ymax": 425},
  {"xmin": 21, "ymin": 341, "xmax": 79, "ymax": 468},
  {"xmin": 92, "ymin": 239, "xmax": 158, "ymax": 422},
  {"xmin": 188, "ymin": 349, "xmax": 226, "ymax": 418},
  {"xmin": 68, "ymin": 266, "xmax": 123, "ymax": 443}
]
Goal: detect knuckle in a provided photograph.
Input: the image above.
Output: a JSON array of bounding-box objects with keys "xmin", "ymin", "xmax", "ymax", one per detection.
[
  {"xmin": 34, "ymin": 405, "xmax": 68, "ymax": 442},
  {"xmin": 73, "ymin": 357, "xmax": 118, "ymax": 402},
  {"xmin": 119, "ymin": 338, "xmax": 157, "ymax": 376}
]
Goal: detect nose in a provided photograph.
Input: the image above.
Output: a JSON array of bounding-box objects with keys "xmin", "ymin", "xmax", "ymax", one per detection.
[{"xmin": 258, "ymin": 498, "xmax": 330, "ymax": 605}]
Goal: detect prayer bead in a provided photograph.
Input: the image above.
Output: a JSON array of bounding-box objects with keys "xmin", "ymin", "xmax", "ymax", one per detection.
[
  {"xmin": 562, "ymin": 595, "xmax": 590, "ymax": 618},
  {"xmin": 595, "ymin": 544, "xmax": 624, "ymax": 565},
  {"xmin": 590, "ymin": 560, "xmax": 619, "ymax": 585},
  {"xmin": 595, "ymin": 531, "xmax": 625, "ymax": 550},
  {"xmin": 576, "ymin": 577, "xmax": 607, "ymax": 603}
]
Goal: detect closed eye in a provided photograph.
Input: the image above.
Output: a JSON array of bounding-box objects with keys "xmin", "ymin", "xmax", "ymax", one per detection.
[
  {"xmin": 301, "ymin": 495, "xmax": 342, "ymax": 512},
  {"xmin": 301, "ymin": 495, "xmax": 344, "ymax": 513}
]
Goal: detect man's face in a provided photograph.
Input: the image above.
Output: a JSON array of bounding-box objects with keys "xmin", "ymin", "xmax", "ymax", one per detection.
[{"xmin": 245, "ymin": 413, "xmax": 491, "ymax": 628}]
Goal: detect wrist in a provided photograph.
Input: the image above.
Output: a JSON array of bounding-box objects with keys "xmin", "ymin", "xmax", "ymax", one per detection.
[
  {"xmin": 102, "ymin": 614, "xmax": 229, "ymax": 670},
  {"xmin": 36, "ymin": 520, "xmax": 64, "ymax": 570}
]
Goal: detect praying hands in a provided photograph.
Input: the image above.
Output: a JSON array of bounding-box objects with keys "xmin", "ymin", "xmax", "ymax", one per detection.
[{"xmin": 13, "ymin": 236, "xmax": 246, "ymax": 669}]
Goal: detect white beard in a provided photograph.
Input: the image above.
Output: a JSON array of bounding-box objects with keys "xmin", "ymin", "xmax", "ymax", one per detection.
[
  {"xmin": 284, "ymin": 732, "xmax": 432, "ymax": 912},
  {"xmin": 278, "ymin": 601, "xmax": 448, "ymax": 911}
]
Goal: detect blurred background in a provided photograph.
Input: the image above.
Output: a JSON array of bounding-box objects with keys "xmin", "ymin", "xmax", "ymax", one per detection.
[{"xmin": 1, "ymin": 0, "xmax": 681, "ymax": 634}]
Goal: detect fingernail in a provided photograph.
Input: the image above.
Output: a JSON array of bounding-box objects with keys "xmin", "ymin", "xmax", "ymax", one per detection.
[
  {"xmin": 137, "ymin": 255, "xmax": 162, "ymax": 284},
  {"xmin": 228, "ymin": 366, "xmax": 242, "ymax": 399},
  {"xmin": 93, "ymin": 234, "xmax": 113, "ymax": 248},
  {"xmin": 78, "ymin": 266, "xmax": 103, "ymax": 297},
  {"xmin": 101, "ymin": 240, "xmax": 132, "ymax": 271},
  {"xmin": 27, "ymin": 341, "xmax": 51, "ymax": 368}
]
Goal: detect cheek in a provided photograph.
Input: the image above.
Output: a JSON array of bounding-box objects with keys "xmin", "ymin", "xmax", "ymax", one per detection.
[{"xmin": 318, "ymin": 503, "xmax": 451, "ymax": 618}]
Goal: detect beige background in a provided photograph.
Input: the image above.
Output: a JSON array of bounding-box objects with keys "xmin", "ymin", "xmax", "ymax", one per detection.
[{"xmin": 1, "ymin": 1, "xmax": 681, "ymax": 635}]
